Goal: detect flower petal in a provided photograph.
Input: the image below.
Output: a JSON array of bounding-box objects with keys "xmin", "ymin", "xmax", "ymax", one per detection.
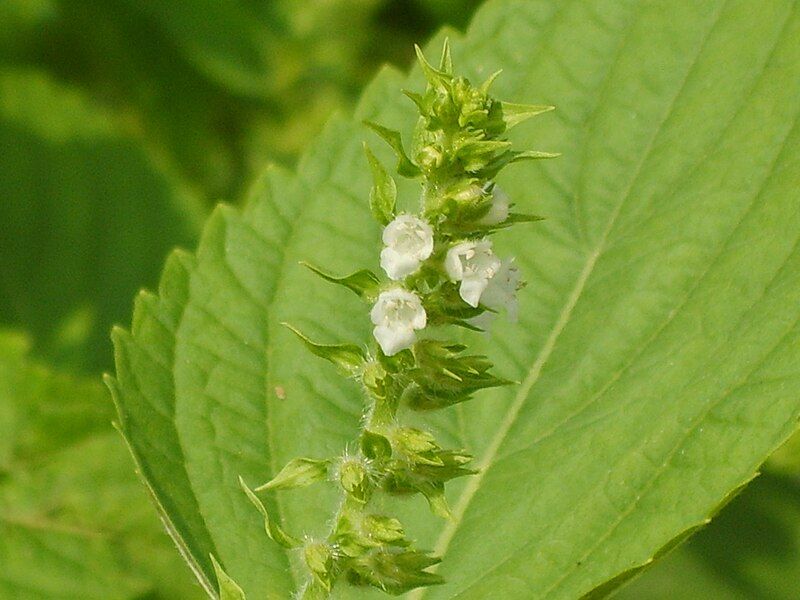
[
  {"xmin": 380, "ymin": 248, "xmax": 421, "ymax": 280},
  {"xmin": 373, "ymin": 325, "xmax": 416, "ymax": 356},
  {"xmin": 411, "ymin": 305, "xmax": 427, "ymax": 330},
  {"xmin": 478, "ymin": 186, "xmax": 510, "ymax": 225},
  {"xmin": 459, "ymin": 276, "xmax": 490, "ymax": 307}
]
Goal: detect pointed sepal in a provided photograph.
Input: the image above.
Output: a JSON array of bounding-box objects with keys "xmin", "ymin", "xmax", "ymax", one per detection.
[
  {"xmin": 283, "ymin": 323, "xmax": 366, "ymax": 375},
  {"xmin": 405, "ymin": 340, "xmax": 514, "ymax": 409},
  {"xmin": 211, "ymin": 555, "xmax": 247, "ymax": 600},
  {"xmin": 414, "ymin": 44, "xmax": 452, "ymax": 91},
  {"xmin": 479, "ymin": 69, "xmax": 503, "ymax": 94},
  {"xmin": 402, "ymin": 89, "xmax": 427, "ymax": 114},
  {"xmin": 361, "ymin": 429, "xmax": 393, "ymax": 462},
  {"xmin": 363, "ymin": 144, "xmax": 397, "ymax": 225},
  {"xmin": 301, "ymin": 261, "xmax": 380, "ymax": 300},
  {"xmin": 304, "ymin": 541, "xmax": 336, "ymax": 592},
  {"xmin": 499, "ymin": 102, "xmax": 555, "ymax": 129},
  {"xmin": 423, "ymin": 486, "xmax": 453, "ymax": 521},
  {"xmin": 478, "ymin": 148, "xmax": 561, "ymax": 179},
  {"xmin": 337, "ymin": 456, "xmax": 371, "ymax": 503},
  {"xmin": 364, "ymin": 121, "xmax": 421, "ymax": 178},
  {"xmin": 481, "ymin": 212, "xmax": 546, "ymax": 233},
  {"xmin": 239, "ymin": 477, "xmax": 300, "ymax": 549},
  {"xmin": 382, "ymin": 426, "xmax": 475, "ymax": 512},
  {"xmin": 347, "ymin": 549, "xmax": 444, "ymax": 595},
  {"xmin": 439, "ymin": 38, "xmax": 453, "ymax": 74},
  {"xmin": 255, "ymin": 457, "xmax": 331, "ymax": 492}
]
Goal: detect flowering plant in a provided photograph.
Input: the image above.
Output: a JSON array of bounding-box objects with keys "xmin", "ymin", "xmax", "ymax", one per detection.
[{"xmin": 240, "ymin": 41, "xmax": 557, "ymax": 598}]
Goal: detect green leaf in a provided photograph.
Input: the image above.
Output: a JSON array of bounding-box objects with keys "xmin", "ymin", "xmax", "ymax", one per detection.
[
  {"xmin": 617, "ymin": 471, "xmax": 800, "ymax": 599},
  {"xmin": 0, "ymin": 68, "xmax": 202, "ymax": 372},
  {"xmin": 111, "ymin": 1, "xmax": 800, "ymax": 598},
  {"xmin": 766, "ymin": 429, "xmax": 800, "ymax": 475},
  {"xmin": 0, "ymin": 330, "xmax": 201, "ymax": 599}
]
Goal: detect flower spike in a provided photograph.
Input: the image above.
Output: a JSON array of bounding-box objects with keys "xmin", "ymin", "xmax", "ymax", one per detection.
[{"xmin": 245, "ymin": 40, "xmax": 556, "ymax": 598}]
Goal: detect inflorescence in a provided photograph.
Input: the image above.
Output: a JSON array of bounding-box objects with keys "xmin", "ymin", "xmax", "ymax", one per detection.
[{"xmin": 241, "ymin": 41, "xmax": 556, "ymax": 599}]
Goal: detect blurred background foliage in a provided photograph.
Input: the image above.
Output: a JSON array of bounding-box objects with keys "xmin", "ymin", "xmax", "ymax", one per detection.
[
  {"xmin": 0, "ymin": 0, "xmax": 798, "ymax": 597},
  {"xmin": 0, "ymin": 0, "xmax": 481, "ymax": 375},
  {"xmin": 1, "ymin": 0, "xmax": 481, "ymax": 207}
]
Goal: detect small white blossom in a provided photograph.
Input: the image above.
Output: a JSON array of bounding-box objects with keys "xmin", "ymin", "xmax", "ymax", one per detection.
[
  {"xmin": 370, "ymin": 288, "xmax": 427, "ymax": 356},
  {"xmin": 477, "ymin": 185, "xmax": 510, "ymax": 225},
  {"xmin": 380, "ymin": 215, "xmax": 434, "ymax": 280},
  {"xmin": 480, "ymin": 258, "xmax": 521, "ymax": 321},
  {"xmin": 444, "ymin": 240, "xmax": 502, "ymax": 307}
]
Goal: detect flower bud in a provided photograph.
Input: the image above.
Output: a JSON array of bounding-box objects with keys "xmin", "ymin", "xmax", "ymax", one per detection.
[
  {"xmin": 360, "ymin": 429, "xmax": 392, "ymax": 462},
  {"xmin": 361, "ymin": 359, "xmax": 388, "ymax": 398},
  {"xmin": 451, "ymin": 181, "xmax": 486, "ymax": 203},
  {"xmin": 362, "ymin": 514, "xmax": 407, "ymax": 545},
  {"xmin": 347, "ymin": 549, "xmax": 443, "ymax": 595},
  {"xmin": 337, "ymin": 456, "xmax": 370, "ymax": 503},
  {"xmin": 416, "ymin": 144, "xmax": 444, "ymax": 172},
  {"xmin": 304, "ymin": 541, "xmax": 335, "ymax": 591},
  {"xmin": 391, "ymin": 427, "xmax": 439, "ymax": 459}
]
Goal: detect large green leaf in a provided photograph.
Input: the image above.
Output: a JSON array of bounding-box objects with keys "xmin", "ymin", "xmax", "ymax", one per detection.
[
  {"xmin": 109, "ymin": 0, "xmax": 800, "ymax": 598},
  {"xmin": 0, "ymin": 69, "xmax": 203, "ymax": 372},
  {"xmin": 0, "ymin": 331, "xmax": 202, "ymax": 599},
  {"xmin": 616, "ymin": 470, "xmax": 800, "ymax": 599}
]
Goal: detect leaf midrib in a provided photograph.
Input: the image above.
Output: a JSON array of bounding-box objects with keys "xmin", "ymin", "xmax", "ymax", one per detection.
[
  {"xmin": 476, "ymin": 105, "xmax": 800, "ymax": 597},
  {"xmin": 415, "ymin": 2, "xmax": 735, "ymax": 596}
]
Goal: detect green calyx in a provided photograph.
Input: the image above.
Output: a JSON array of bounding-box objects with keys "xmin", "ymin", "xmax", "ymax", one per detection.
[{"xmin": 243, "ymin": 40, "xmax": 554, "ymax": 597}]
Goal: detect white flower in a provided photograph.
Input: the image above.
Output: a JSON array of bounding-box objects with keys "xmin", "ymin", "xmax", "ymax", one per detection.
[
  {"xmin": 370, "ymin": 288, "xmax": 427, "ymax": 356},
  {"xmin": 444, "ymin": 240, "xmax": 502, "ymax": 307},
  {"xmin": 480, "ymin": 258, "xmax": 521, "ymax": 321},
  {"xmin": 477, "ymin": 185, "xmax": 510, "ymax": 225},
  {"xmin": 380, "ymin": 215, "xmax": 434, "ymax": 280}
]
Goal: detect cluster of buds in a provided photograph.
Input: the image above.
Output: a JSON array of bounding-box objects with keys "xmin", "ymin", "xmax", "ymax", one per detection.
[{"xmin": 241, "ymin": 41, "xmax": 556, "ymax": 598}]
